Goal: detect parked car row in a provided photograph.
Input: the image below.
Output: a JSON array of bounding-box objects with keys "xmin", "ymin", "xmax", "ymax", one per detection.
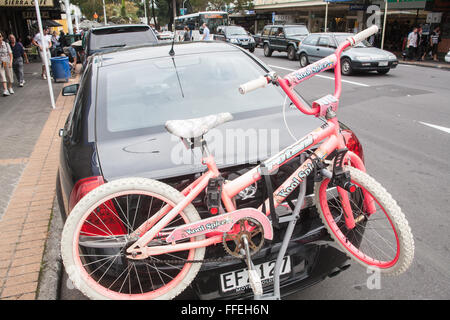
[{"xmin": 251, "ymin": 24, "xmax": 398, "ymax": 75}]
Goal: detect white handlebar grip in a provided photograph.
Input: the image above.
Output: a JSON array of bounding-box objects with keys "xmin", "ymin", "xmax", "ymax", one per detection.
[
  {"xmin": 348, "ymin": 25, "xmax": 379, "ymax": 45},
  {"xmin": 239, "ymin": 76, "xmax": 268, "ymax": 95}
]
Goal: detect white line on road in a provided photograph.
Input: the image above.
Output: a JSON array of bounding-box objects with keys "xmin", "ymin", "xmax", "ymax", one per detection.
[
  {"xmin": 268, "ymin": 65, "xmax": 370, "ymax": 87},
  {"xmin": 419, "ymin": 121, "xmax": 450, "ymax": 134}
]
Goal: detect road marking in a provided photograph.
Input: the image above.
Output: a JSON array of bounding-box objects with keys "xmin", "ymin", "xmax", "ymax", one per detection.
[
  {"xmin": 268, "ymin": 65, "xmax": 370, "ymax": 87},
  {"xmin": 419, "ymin": 121, "xmax": 450, "ymax": 134}
]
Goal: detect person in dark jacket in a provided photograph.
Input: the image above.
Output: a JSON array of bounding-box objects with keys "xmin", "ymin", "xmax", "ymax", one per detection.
[{"xmin": 8, "ymin": 34, "xmax": 28, "ymax": 87}]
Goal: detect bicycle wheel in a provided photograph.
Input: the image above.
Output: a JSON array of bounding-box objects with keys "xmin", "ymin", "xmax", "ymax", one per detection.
[
  {"xmin": 315, "ymin": 166, "xmax": 414, "ymax": 275},
  {"xmin": 61, "ymin": 177, "xmax": 205, "ymax": 300}
]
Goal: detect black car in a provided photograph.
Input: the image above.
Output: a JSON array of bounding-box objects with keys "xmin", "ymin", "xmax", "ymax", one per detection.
[
  {"xmin": 57, "ymin": 41, "xmax": 365, "ymax": 299},
  {"xmin": 81, "ymin": 24, "xmax": 158, "ymax": 67},
  {"xmin": 215, "ymin": 25, "xmax": 256, "ymax": 52},
  {"xmin": 260, "ymin": 24, "xmax": 310, "ymax": 60}
]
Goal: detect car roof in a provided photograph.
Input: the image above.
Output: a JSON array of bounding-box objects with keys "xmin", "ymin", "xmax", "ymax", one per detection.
[
  {"xmin": 90, "ymin": 24, "xmax": 151, "ymax": 31},
  {"xmin": 94, "ymin": 41, "xmax": 244, "ymax": 66}
]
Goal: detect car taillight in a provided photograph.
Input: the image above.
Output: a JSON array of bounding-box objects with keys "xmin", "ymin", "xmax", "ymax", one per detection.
[
  {"xmin": 69, "ymin": 176, "xmax": 105, "ymax": 212},
  {"xmin": 69, "ymin": 176, "xmax": 126, "ymax": 236},
  {"xmin": 342, "ymin": 129, "xmax": 364, "ymax": 164}
]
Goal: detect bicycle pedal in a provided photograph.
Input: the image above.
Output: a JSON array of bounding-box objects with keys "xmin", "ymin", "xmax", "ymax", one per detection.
[{"xmin": 248, "ymin": 269, "xmax": 263, "ymax": 296}]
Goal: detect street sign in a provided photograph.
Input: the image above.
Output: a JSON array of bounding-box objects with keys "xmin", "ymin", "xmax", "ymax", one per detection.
[
  {"xmin": 180, "ymin": 8, "xmax": 186, "ymax": 15},
  {"xmin": 272, "ymin": 12, "xmax": 275, "ymax": 23}
]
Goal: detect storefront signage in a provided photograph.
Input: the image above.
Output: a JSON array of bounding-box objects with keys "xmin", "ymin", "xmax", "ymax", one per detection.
[
  {"xmin": 0, "ymin": 0, "xmax": 54, "ymax": 6},
  {"xmin": 349, "ymin": 4, "xmax": 367, "ymax": 11},
  {"xmin": 22, "ymin": 10, "xmax": 61, "ymax": 19},
  {"xmin": 426, "ymin": 12, "xmax": 442, "ymax": 23}
]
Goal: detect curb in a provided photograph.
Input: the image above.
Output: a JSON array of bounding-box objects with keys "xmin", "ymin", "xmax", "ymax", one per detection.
[
  {"xmin": 398, "ymin": 60, "xmax": 450, "ymax": 70},
  {"xmin": 36, "ymin": 197, "xmax": 63, "ymax": 300}
]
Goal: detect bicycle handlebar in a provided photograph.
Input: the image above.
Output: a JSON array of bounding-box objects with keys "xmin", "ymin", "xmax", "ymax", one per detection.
[
  {"xmin": 238, "ymin": 25, "xmax": 379, "ymax": 116},
  {"xmin": 347, "ymin": 25, "xmax": 379, "ymax": 46},
  {"xmin": 238, "ymin": 76, "xmax": 268, "ymax": 94}
]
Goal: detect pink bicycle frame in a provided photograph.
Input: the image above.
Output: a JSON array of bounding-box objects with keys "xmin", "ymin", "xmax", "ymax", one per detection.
[{"xmin": 127, "ymin": 35, "xmax": 377, "ymax": 258}]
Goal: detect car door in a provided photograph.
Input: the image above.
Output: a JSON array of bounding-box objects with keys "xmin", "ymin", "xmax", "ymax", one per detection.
[
  {"xmin": 302, "ymin": 34, "xmax": 320, "ymax": 62},
  {"xmin": 269, "ymin": 27, "xmax": 279, "ymax": 49},
  {"xmin": 273, "ymin": 27, "xmax": 286, "ymax": 51},
  {"xmin": 315, "ymin": 35, "xmax": 336, "ymax": 60}
]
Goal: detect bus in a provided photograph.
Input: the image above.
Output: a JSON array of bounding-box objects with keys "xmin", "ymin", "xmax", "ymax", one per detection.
[{"xmin": 174, "ymin": 11, "xmax": 229, "ymax": 41}]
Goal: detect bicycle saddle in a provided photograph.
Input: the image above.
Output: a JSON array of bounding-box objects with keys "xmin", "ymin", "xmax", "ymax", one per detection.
[{"xmin": 165, "ymin": 112, "xmax": 233, "ymax": 139}]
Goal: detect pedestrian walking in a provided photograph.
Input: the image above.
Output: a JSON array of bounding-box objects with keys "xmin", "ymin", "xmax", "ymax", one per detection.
[
  {"xmin": 50, "ymin": 31, "xmax": 60, "ymax": 57},
  {"xmin": 0, "ymin": 31, "xmax": 14, "ymax": 96},
  {"xmin": 406, "ymin": 27, "xmax": 418, "ymax": 60},
  {"xmin": 8, "ymin": 34, "xmax": 29, "ymax": 87},
  {"xmin": 430, "ymin": 26, "xmax": 441, "ymax": 61},
  {"xmin": 416, "ymin": 27, "xmax": 427, "ymax": 61},
  {"xmin": 183, "ymin": 26, "xmax": 191, "ymax": 41},
  {"xmin": 201, "ymin": 23, "xmax": 210, "ymax": 41},
  {"xmin": 32, "ymin": 27, "xmax": 52, "ymax": 79}
]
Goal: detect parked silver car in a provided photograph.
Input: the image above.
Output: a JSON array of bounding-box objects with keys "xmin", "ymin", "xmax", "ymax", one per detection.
[{"xmin": 297, "ymin": 32, "xmax": 398, "ymax": 75}]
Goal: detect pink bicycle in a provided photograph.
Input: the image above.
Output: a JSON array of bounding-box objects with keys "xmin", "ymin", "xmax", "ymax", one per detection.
[{"xmin": 61, "ymin": 26, "xmax": 414, "ymax": 300}]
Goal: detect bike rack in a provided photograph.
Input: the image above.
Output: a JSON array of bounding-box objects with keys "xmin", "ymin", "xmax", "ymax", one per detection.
[{"xmin": 243, "ymin": 154, "xmax": 308, "ymax": 300}]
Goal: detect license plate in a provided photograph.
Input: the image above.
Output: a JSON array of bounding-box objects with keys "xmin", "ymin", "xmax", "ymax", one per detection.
[
  {"xmin": 379, "ymin": 61, "xmax": 388, "ymax": 66},
  {"xmin": 220, "ymin": 256, "xmax": 291, "ymax": 293}
]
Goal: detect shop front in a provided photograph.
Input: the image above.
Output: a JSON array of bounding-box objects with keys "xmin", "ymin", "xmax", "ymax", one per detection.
[
  {"xmin": 0, "ymin": 0, "xmax": 63, "ymax": 46},
  {"xmin": 253, "ymin": 0, "xmax": 369, "ymax": 34}
]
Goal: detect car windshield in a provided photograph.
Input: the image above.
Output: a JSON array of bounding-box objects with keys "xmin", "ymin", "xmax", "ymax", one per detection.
[
  {"xmin": 225, "ymin": 27, "xmax": 247, "ymax": 36},
  {"xmin": 284, "ymin": 26, "xmax": 309, "ymax": 36},
  {"xmin": 334, "ymin": 34, "xmax": 371, "ymax": 48},
  {"xmin": 90, "ymin": 26, "xmax": 157, "ymax": 52},
  {"xmin": 97, "ymin": 50, "xmax": 286, "ymax": 136}
]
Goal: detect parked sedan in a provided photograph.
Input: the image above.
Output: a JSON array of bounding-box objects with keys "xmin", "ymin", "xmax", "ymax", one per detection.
[
  {"xmin": 57, "ymin": 41, "xmax": 365, "ymax": 299},
  {"xmin": 298, "ymin": 33, "xmax": 398, "ymax": 75},
  {"xmin": 82, "ymin": 24, "xmax": 158, "ymax": 67},
  {"xmin": 215, "ymin": 25, "xmax": 256, "ymax": 52}
]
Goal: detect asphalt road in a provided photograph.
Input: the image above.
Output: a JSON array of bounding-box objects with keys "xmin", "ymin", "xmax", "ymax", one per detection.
[
  {"xmin": 57, "ymin": 49, "xmax": 450, "ymax": 300},
  {"xmin": 252, "ymin": 48, "xmax": 450, "ymax": 300}
]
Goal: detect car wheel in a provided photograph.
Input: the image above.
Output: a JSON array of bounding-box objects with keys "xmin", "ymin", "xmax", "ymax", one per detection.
[
  {"xmin": 341, "ymin": 58, "xmax": 353, "ymax": 76},
  {"xmin": 249, "ymin": 47, "xmax": 255, "ymax": 53},
  {"xmin": 299, "ymin": 53, "xmax": 309, "ymax": 67},
  {"xmin": 287, "ymin": 46, "xmax": 296, "ymax": 60},
  {"xmin": 377, "ymin": 69, "xmax": 390, "ymax": 75},
  {"xmin": 264, "ymin": 44, "xmax": 273, "ymax": 57}
]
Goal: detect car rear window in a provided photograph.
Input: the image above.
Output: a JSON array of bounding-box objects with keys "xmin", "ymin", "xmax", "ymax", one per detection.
[
  {"xmin": 89, "ymin": 26, "xmax": 157, "ymax": 52},
  {"xmin": 96, "ymin": 51, "xmax": 286, "ymax": 137}
]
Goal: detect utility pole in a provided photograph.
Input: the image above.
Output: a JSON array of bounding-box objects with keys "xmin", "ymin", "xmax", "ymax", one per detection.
[
  {"xmin": 63, "ymin": 0, "xmax": 73, "ymax": 34},
  {"xmin": 102, "ymin": 0, "xmax": 108, "ymax": 25}
]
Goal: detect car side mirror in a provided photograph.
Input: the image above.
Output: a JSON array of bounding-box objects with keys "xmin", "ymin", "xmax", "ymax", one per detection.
[{"xmin": 62, "ymin": 84, "xmax": 79, "ymax": 96}]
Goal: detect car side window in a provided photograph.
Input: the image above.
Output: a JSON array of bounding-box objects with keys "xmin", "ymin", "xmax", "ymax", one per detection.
[
  {"xmin": 277, "ymin": 27, "xmax": 284, "ymax": 37},
  {"xmin": 269, "ymin": 28, "xmax": 278, "ymax": 37},
  {"xmin": 66, "ymin": 64, "xmax": 92, "ymax": 141},
  {"xmin": 303, "ymin": 35, "xmax": 319, "ymax": 46},
  {"xmin": 318, "ymin": 36, "xmax": 331, "ymax": 47},
  {"xmin": 262, "ymin": 27, "xmax": 270, "ymax": 36}
]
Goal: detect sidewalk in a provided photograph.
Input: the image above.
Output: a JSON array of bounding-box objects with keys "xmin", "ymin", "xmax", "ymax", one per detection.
[{"xmin": 0, "ymin": 62, "xmax": 77, "ymax": 300}]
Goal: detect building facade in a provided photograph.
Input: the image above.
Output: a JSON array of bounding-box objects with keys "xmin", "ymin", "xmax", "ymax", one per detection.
[
  {"xmin": 0, "ymin": 0, "xmax": 63, "ymax": 45},
  {"xmin": 252, "ymin": 0, "xmax": 449, "ymax": 54}
]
